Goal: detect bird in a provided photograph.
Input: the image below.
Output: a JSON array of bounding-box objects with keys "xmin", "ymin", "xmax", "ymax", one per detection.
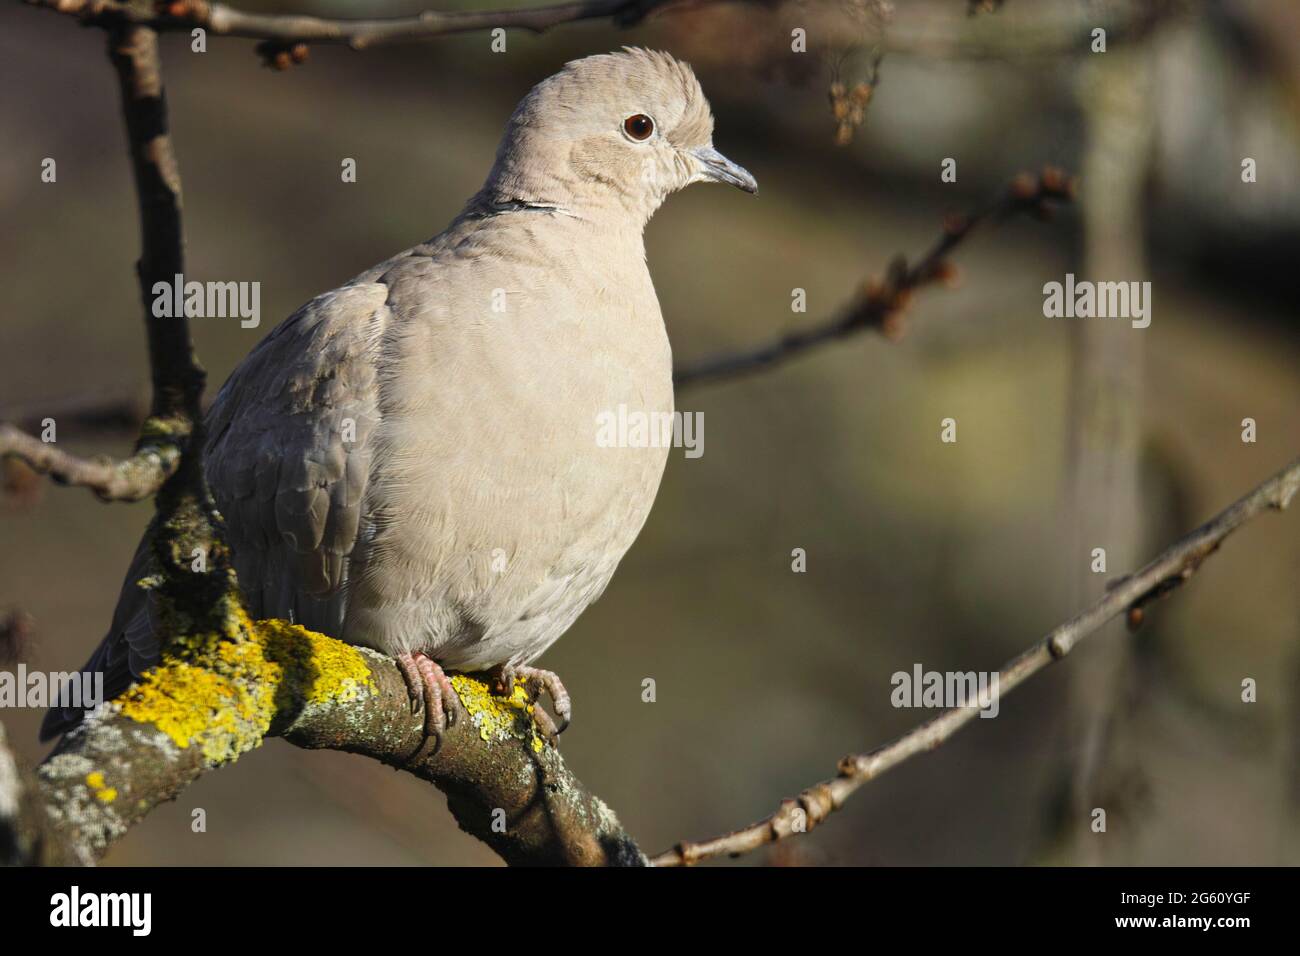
[{"xmin": 42, "ymin": 47, "xmax": 756, "ymax": 745}]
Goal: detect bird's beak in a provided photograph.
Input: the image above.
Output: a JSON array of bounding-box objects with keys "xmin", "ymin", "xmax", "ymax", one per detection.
[{"xmin": 692, "ymin": 146, "xmax": 758, "ymax": 194}]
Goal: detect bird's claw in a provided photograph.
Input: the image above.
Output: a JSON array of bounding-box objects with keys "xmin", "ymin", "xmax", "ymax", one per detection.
[
  {"xmin": 396, "ymin": 651, "xmax": 459, "ymax": 745},
  {"xmin": 491, "ymin": 663, "xmax": 572, "ymax": 742}
]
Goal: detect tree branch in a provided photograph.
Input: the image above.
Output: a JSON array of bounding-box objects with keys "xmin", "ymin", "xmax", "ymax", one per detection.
[
  {"xmin": 0, "ymin": 422, "xmax": 179, "ymax": 501},
  {"xmin": 109, "ymin": 21, "xmax": 196, "ymax": 427},
  {"xmin": 26, "ymin": 0, "xmax": 715, "ymax": 50},
  {"xmin": 651, "ymin": 454, "xmax": 1300, "ymax": 865},
  {"xmin": 99, "ymin": 21, "xmax": 247, "ymax": 657},
  {"xmin": 16, "ymin": 622, "xmax": 641, "ymax": 866},
  {"xmin": 673, "ymin": 167, "xmax": 1077, "ymax": 391}
]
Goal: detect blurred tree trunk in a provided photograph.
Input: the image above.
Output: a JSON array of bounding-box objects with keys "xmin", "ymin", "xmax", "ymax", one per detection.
[{"xmin": 1056, "ymin": 41, "xmax": 1156, "ymax": 864}]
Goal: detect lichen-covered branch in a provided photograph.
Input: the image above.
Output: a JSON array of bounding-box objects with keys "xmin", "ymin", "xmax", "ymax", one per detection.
[
  {"xmin": 283, "ymin": 650, "xmax": 643, "ymax": 866},
  {"xmin": 652, "ymin": 454, "xmax": 1300, "ymax": 865},
  {"xmin": 673, "ymin": 167, "xmax": 1077, "ymax": 391},
  {"xmin": 26, "ymin": 615, "xmax": 642, "ymax": 866}
]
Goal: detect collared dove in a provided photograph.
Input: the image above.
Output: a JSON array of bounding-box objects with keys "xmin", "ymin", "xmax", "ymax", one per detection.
[{"xmin": 42, "ymin": 47, "xmax": 756, "ymax": 744}]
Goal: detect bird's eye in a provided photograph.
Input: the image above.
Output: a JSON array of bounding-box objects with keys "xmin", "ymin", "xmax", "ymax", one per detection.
[{"xmin": 623, "ymin": 114, "xmax": 655, "ymax": 141}]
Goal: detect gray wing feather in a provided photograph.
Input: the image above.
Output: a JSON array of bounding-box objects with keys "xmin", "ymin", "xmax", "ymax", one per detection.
[{"xmin": 41, "ymin": 282, "xmax": 389, "ymax": 740}]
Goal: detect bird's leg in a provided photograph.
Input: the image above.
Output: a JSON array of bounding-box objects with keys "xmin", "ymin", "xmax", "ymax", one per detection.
[
  {"xmin": 517, "ymin": 666, "xmax": 571, "ymax": 734},
  {"xmin": 491, "ymin": 663, "xmax": 572, "ymax": 739},
  {"xmin": 396, "ymin": 651, "xmax": 459, "ymax": 739}
]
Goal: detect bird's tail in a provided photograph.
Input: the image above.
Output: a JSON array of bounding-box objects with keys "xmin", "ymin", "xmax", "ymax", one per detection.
[{"xmin": 39, "ymin": 529, "xmax": 160, "ymax": 742}]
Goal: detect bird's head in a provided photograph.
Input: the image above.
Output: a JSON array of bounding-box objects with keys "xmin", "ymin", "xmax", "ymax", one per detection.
[{"xmin": 479, "ymin": 48, "xmax": 757, "ymax": 225}]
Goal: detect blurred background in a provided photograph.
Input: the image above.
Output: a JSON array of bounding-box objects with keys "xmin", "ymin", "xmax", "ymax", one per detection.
[{"xmin": 1, "ymin": 0, "xmax": 1297, "ymax": 865}]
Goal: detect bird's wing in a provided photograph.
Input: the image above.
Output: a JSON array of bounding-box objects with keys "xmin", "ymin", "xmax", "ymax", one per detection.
[
  {"xmin": 41, "ymin": 282, "xmax": 390, "ymax": 740},
  {"xmin": 206, "ymin": 282, "xmax": 388, "ymax": 628}
]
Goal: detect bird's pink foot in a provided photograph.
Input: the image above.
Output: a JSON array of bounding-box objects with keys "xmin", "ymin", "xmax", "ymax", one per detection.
[
  {"xmin": 396, "ymin": 651, "xmax": 459, "ymax": 739},
  {"xmin": 492, "ymin": 663, "xmax": 571, "ymax": 741}
]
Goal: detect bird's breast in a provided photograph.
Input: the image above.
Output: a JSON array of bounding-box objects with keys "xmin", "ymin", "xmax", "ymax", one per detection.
[{"xmin": 343, "ymin": 241, "xmax": 672, "ymax": 662}]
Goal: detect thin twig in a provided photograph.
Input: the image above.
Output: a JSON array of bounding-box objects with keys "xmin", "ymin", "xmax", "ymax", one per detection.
[
  {"xmin": 652, "ymin": 454, "xmax": 1300, "ymax": 865},
  {"xmin": 26, "ymin": 0, "xmax": 712, "ymax": 51},
  {"xmin": 673, "ymin": 166, "xmax": 1077, "ymax": 390},
  {"xmin": 0, "ymin": 422, "xmax": 179, "ymax": 501}
]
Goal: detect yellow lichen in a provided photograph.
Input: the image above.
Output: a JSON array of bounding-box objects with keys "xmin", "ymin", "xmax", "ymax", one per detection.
[
  {"xmin": 113, "ymin": 585, "xmax": 543, "ymax": 767},
  {"xmin": 138, "ymin": 416, "xmax": 185, "ymax": 439},
  {"xmin": 117, "ymin": 614, "xmax": 374, "ymax": 766},
  {"xmin": 449, "ymin": 674, "xmax": 546, "ymax": 753},
  {"xmin": 85, "ymin": 771, "xmax": 117, "ymax": 803}
]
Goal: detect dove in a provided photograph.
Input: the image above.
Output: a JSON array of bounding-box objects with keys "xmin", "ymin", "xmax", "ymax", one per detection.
[{"xmin": 42, "ymin": 47, "xmax": 756, "ymax": 745}]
